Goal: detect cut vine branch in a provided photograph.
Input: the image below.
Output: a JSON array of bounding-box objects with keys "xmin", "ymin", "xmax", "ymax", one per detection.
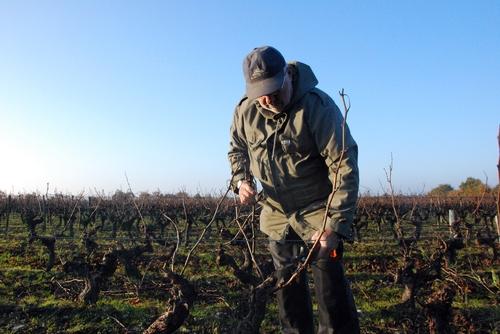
[{"xmin": 276, "ymin": 88, "xmax": 351, "ymax": 291}]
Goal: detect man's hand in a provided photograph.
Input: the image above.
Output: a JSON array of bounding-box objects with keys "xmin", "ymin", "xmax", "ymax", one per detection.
[
  {"xmin": 310, "ymin": 228, "xmax": 339, "ymax": 259},
  {"xmin": 238, "ymin": 181, "xmax": 257, "ymax": 205}
]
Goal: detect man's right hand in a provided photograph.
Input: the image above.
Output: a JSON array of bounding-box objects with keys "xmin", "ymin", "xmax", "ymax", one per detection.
[{"xmin": 238, "ymin": 181, "xmax": 257, "ymax": 205}]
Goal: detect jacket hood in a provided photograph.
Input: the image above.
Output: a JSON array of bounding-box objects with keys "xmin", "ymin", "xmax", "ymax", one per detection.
[{"xmin": 288, "ymin": 61, "xmax": 318, "ymax": 106}]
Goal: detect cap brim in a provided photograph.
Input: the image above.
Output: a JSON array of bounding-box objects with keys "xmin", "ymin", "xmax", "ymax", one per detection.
[{"xmin": 246, "ymin": 70, "xmax": 285, "ymax": 100}]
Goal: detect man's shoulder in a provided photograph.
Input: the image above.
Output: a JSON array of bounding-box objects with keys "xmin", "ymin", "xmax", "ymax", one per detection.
[
  {"xmin": 298, "ymin": 88, "xmax": 341, "ymax": 125},
  {"xmin": 306, "ymin": 88, "xmax": 336, "ymax": 107},
  {"xmin": 233, "ymin": 95, "xmax": 254, "ymax": 115},
  {"xmin": 237, "ymin": 95, "xmax": 248, "ymax": 107}
]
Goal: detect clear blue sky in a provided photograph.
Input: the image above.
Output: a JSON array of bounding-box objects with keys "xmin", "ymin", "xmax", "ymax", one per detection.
[{"xmin": 1, "ymin": 1, "xmax": 499, "ymax": 195}]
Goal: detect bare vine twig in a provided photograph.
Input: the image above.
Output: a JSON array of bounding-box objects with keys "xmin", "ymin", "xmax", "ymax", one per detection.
[
  {"xmin": 161, "ymin": 213, "xmax": 181, "ymax": 271},
  {"xmin": 276, "ymin": 88, "xmax": 351, "ymax": 291},
  {"xmin": 180, "ymin": 177, "xmax": 234, "ymax": 275},
  {"xmin": 125, "ymin": 173, "xmax": 148, "ymax": 237}
]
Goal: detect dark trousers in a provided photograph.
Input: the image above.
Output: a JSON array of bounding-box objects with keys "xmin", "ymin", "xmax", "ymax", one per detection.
[{"xmin": 269, "ymin": 228, "xmax": 360, "ymax": 334}]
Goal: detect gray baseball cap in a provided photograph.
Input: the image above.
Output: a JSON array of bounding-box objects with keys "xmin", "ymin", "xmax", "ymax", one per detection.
[{"xmin": 243, "ymin": 46, "xmax": 286, "ymax": 100}]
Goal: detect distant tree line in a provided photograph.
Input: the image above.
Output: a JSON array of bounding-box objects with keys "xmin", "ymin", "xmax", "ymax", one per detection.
[{"xmin": 428, "ymin": 177, "xmax": 499, "ymax": 197}]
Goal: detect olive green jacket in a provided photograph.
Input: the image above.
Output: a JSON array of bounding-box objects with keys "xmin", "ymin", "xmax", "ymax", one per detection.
[{"xmin": 228, "ymin": 62, "xmax": 359, "ymax": 241}]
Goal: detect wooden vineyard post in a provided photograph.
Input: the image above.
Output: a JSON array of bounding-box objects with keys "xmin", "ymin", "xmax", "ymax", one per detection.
[
  {"xmin": 448, "ymin": 209, "xmax": 459, "ymax": 238},
  {"xmin": 495, "ymin": 215, "xmax": 499, "ymax": 243},
  {"xmin": 497, "ymin": 125, "xmax": 500, "ymax": 243}
]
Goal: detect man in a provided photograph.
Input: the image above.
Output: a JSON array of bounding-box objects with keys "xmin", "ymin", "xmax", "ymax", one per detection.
[{"xmin": 228, "ymin": 46, "xmax": 360, "ymax": 334}]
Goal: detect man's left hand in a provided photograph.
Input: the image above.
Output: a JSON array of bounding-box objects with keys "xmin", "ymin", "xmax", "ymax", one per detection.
[{"xmin": 310, "ymin": 228, "xmax": 339, "ymax": 259}]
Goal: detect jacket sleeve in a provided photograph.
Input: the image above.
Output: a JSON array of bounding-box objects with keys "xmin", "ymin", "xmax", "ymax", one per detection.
[
  {"xmin": 228, "ymin": 106, "xmax": 253, "ymax": 193},
  {"xmin": 306, "ymin": 95, "xmax": 359, "ymax": 240}
]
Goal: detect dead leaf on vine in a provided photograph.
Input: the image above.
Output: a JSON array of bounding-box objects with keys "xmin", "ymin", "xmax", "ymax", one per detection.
[{"xmin": 128, "ymin": 297, "xmax": 141, "ymax": 305}]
